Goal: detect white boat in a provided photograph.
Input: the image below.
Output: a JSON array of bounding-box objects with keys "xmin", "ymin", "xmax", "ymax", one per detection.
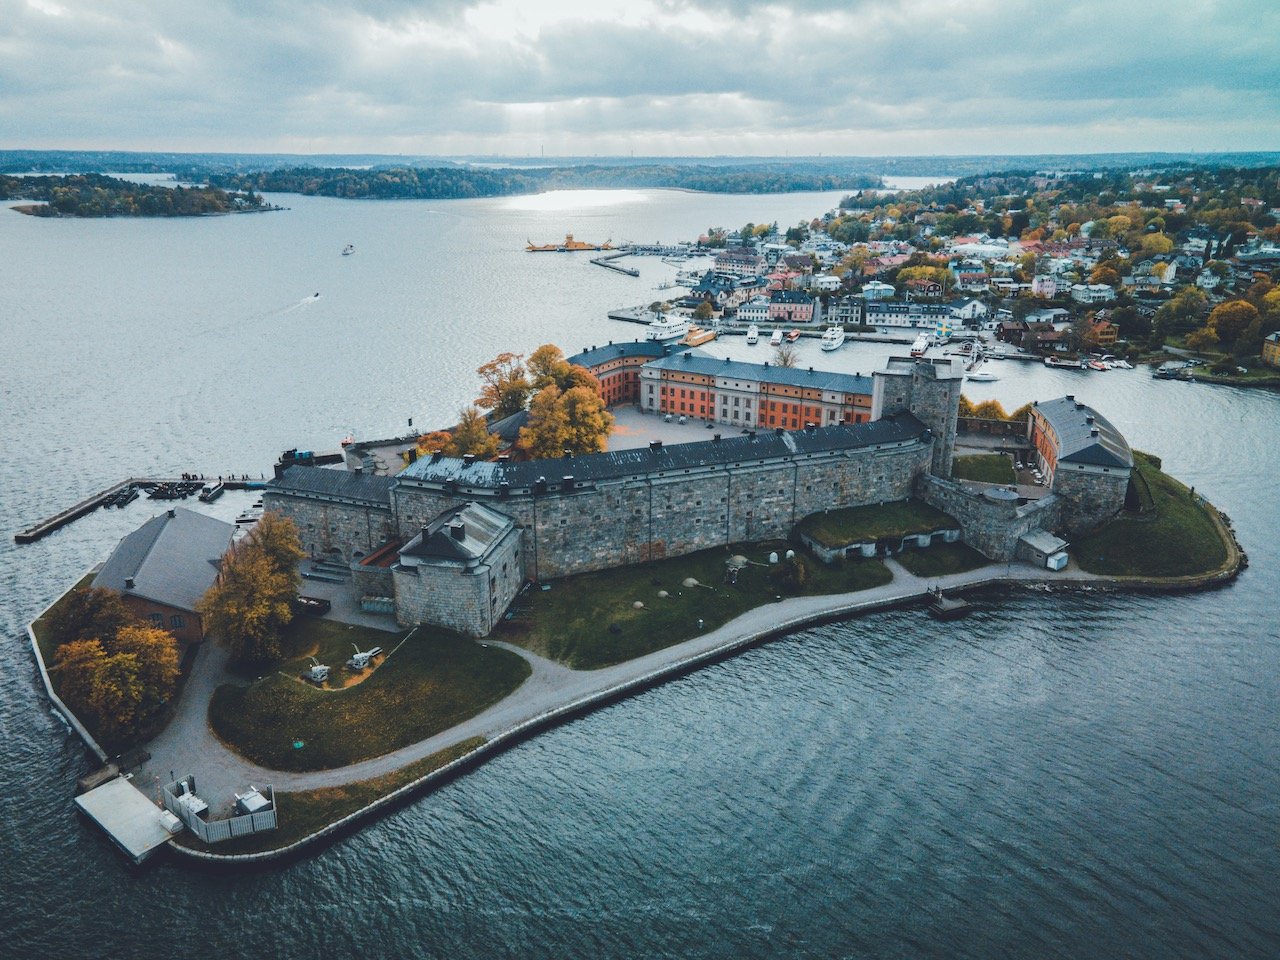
[
  {"xmin": 646, "ymin": 313, "xmax": 690, "ymax": 342},
  {"xmin": 820, "ymin": 325, "xmax": 846, "ymax": 351},
  {"xmin": 1112, "ymin": 359, "xmax": 1133, "ymax": 369},
  {"xmin": 342, "ymin": 244, "xmax": 354, "ymax": 256},
  {"xmin": 965, "ymin": 367, "xmax": 1000, "ymax": 382},
  {"xmin": 769, "ymin": 329, "xmax": 784, "ymax": 346},
  {"xmin": 746, "ymin": 324, "xmax": 760, "ymax": 344},
  {"xmin": 909, "ymin": 333, "xmax": 929, "ymax": 357}
]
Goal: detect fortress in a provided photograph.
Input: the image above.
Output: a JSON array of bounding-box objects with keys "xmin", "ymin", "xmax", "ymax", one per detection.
[{"xmin": 264, "ymin": 355, "xmax": 1133, "ymax": 636}]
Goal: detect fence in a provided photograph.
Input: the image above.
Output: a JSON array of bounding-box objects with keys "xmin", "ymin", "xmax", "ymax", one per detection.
[{"xmin": 163, "ymin": 777, "xmax": 277, "ymax": 844}]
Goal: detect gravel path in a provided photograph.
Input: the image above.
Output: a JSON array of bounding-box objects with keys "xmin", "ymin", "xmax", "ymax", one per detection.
[{"xmin": 137, "ymin": 559, "xmax": 1096, "ymax": 810}]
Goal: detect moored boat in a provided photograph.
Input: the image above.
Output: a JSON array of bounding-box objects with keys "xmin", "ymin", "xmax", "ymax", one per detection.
[
  {"xmin": 785, "ymin": 329, "xmax": 801, "ymax": 343},
  {"xmin": 770, "ymin": 329, "xmax": 784, "ymax": 346},
  {"xmin": 198, "ymin": 482, "xmax": 225, "ymax": 503},
  {"xmin": 683, "ymin": 325, "xmax": 717, "ymax": 347},
  {"xmin": 910, "ymin": 333, "xmax": 929, "ymax": 357},
  {"xmin": 746, "ymin": 324, "xmax": 760, "ymax": 345},
  {"xmin": 820, "ymin": 325, "xmax": 845, "ymax": 351},
  {"xmin": 646, "ymin": 313, "xmax": 690, "ymax": 342}
]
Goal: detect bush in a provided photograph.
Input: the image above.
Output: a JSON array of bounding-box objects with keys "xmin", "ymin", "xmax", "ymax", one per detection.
[{"xmin": 768, "ymin": 556, "xmax": 809, "ymax": 593}]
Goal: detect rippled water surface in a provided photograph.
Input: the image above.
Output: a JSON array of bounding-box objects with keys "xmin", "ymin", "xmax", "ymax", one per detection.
[{"xmin": 2, "ymin": 190, "xmax": 1278, "ymax": 959}]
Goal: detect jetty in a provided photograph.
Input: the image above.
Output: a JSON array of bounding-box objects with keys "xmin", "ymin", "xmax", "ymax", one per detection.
[
  {"xmin": 14, "ymin": 475, "xmax": 266, "ymax": 544},
  {"xmin": 590, "ymin": 252, "xmax": 640, "ymax": 277}
]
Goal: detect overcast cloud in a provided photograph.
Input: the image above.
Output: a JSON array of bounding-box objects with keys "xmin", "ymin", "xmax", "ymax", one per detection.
[{"xmin": 1, "ymin": 0, "xmax": 1277, "ymax": 155}]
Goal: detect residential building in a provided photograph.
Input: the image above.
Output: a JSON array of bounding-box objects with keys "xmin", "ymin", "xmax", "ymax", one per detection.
[
  {"xmin": 768, "ymin": 289, "xmax": 816, "ymax": 324},
  {"xmin": 904, "ymin": 278, "xmax": 943, "ymax": 299},
  {"xmin": 1263, "ymin": 332, "xmax": 1280, "ymax": 368},
  {"xmin": 567, "ymin": 340, "xmax": 689, "ymax": 407},
  {"xmin": 860, "ymin": 280, "xmax": 895, "ymax": 299},
  {"xmin": 713, "ymin": 248, "xmax": 765, "ymax": 278},
  {"xmin": 1031, "ymin": 275, "xmax": 1058, "ymax": 298},
  {"xmin": 1071, "ymin": 283, "xmax": 1115, "ymax": 304}
]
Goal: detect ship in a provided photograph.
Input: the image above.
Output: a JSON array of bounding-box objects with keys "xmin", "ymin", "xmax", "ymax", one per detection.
[
  {"xmin": 526, "ymin": 234, "xmax": 615, "ymax": 252},
  {"xmin": 646, "ymin": 313, "xmax": 690, "ymax": 342},
  {"xmin": 682, "ymin": 325, "xmax": 717, "ymax": 347},
  {"xmin": 820, "ymin": 326, "xmax": 846, "ymax": 351},
  {"xmin": 910, "ymin": 333, "xmax": 929, "ymax": 357}
]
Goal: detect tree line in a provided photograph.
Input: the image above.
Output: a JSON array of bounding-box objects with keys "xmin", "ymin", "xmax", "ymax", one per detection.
[{"xmin": 0, "ymin": 173, "xmax": 272, "ymax": 217}]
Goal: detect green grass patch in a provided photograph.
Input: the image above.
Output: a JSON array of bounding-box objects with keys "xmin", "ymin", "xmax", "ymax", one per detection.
[
  {"xmin": 894, "ymin": 542, "xmax": 990, "ymax": 577},
  {"xmin": 952, "ymin": 453, "xmax": 1017, "ymax": 484},
  {"xmin": 210, "ymin": 629, "xmax": 529, "ymax": 771},
  {"xmin": 794, "ymin": 499, "xmax": 959, "ymax": 549},
  {"xmin": 1072, "ymin": 452, "xmax": 1229, "ymax": 578},
  {"xmin": 499, "ymin": 540, "xmax": 891, "ymax": 669},
  {"xmin": 173, "ymin": 737, "xmax": 485, "ymax": 856}
]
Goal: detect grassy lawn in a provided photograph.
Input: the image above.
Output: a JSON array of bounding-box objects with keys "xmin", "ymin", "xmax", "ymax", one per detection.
[
  {"xmin": 173, "ymin": 737, "xmax": 485, "ymax": 856},
  {"xmin": 210, "ymin": 627, "xmax": 529, "ymax": 771},
  {"xmin": 952, "ymin": 453, "xmax": 1016, "ymax": 484},
  {"xmin": 794, "ymin": 499, "xmax": 959, "ymax": 549},
  {"xmin": 498, "ymin": 540, "xmax": 891, "ymax": 669},
  {"xmin": 275, "ymin": 617, "xmax": 401, "ymax": 690},
  {"xmin": 894, "ymin": 542, "xmax": 990, "ymax": 577},
  {"xmin": 1072, "ymin": 452, "xmax": 1229, "ymax": 578}
]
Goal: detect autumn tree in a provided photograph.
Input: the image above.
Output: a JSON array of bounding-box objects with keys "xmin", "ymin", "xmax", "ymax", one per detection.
[
  {"xmin": 1090, "ymin": 264, "xmax": 1121, "ymax": 287},
  {"xmin": 199, "ymin": 513, "xmax": 303, "ymax": 664},
  {"xmin": 111, "ymin": 624, "xmax": 181, "ymax": 717},
  {"xmin": 475, "ymin": 351, "xmax": 531, "ymax": 418},
  {"xmin": 693, "ymin": 300, "xmax": 715, "ymax": 321},
  {"xmin": 518, "ymin": 384, "xmax": 614, "ymax": 458},
  {"xmin": 1205, "ymin": 300, "xmax": 1261, "ymax": 352},
  {"xmin": 44, "ymin": 587, "xmax": 136, "ymax": 647},
  {"xmin": 415, "ymin": 429, "xmax": 455, "ymax": 456},
  {"xmin": 527, "ymin": 344, "xmax": 599, "ymax": 394},
  {"xmin": 449, "ymin": 405, "xmax": 501, "ymax": 458}
]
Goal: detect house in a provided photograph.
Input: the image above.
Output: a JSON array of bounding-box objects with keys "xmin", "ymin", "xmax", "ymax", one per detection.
[
  {"xmin": 1196, "ymin": 269, "xmax": 1222, "ymax": 291},
  {"xmin": 1263, "ymin": 332, "xmax": 1280, "ymax": 368},
  {"xmin": 954, "ymin": 271, "xmax": 991, "ymax": 293},
  {"xmin": 904, "ymin": 278, "xmax": 943, "ymax": 300},
  {"xmin": 768, "ymin": 289, "xmax": 815, "ymax": 324},
  {"xmin": 713, "ymin": 248, "xmax": 765, "ymax": 278},
  {"xmin": 1070, "ymin": 283, "xmax": 1115, "ymax": 304},
  {"xmin": 735, "ymin": 296, "xmax": 772, "ymax": 324},
  {"xmin": 92, "ymin": 507, "xmax": 236, "ymax": 645},
  {"xmin": 860, "ymin": 280, "xmax": 895, "ymax": 300},
  {"xmin": 804, "ymin": 274, "xmax": 842, "ymax": 292},
  {"xmin": 948, "ymin": 298, "xmax": 989, "ymax": 322},
  {"xmin": 1031, "ymin": 275, "xmax": 1058, "ymax": 298},
  {"xmin": 1087, "ymin": 315, "xmax": 1119, "ymax": 348}
]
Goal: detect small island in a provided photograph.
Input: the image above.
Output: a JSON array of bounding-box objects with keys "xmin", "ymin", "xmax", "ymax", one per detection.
[
  {"xmin": 25, "ymin": 346, "xmax": 1243, "ymax": 866},
  {"xmin": 1, "ymin": 172, "xmax": 278, "ymax": 218}
]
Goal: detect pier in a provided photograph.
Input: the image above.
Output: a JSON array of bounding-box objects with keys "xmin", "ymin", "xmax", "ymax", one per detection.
[
  {"xmin": 13, "ymin": 475, "xmax": 266, "ymax": 544},
  {"xmin": 590, "ymin": 251, "xmax": 640, "ymax": 277}
]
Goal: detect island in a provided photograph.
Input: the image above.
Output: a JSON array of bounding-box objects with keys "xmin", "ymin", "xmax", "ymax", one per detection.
[
  {"xmin": 25, "ymin": 343, "xmax": 1243, "ymax": 866},
  {"xmin": 1, "ymin": 173, "xmax": 278, "ymax": 218}
]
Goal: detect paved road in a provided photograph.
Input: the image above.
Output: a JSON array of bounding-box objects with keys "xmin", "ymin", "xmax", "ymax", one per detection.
[{"xmin": 138, "ymin": 558, "xmax": 1097, "ymax": 811}]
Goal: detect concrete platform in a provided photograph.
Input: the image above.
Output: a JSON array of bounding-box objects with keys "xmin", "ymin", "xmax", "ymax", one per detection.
[{"xmin": 75, "ymin": 777, "xmax": 176, "ymax": 864}]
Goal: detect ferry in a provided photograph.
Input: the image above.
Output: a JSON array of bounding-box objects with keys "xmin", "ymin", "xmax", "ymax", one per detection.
[
  {"xmin": 526, "ymin": 233, "xmax": 614, "ymax": 253},
  {"xmin": 198, "ymin": 482, "xmax": 225, "ymax": 503},
  {"xmin": 746, "ymin": 324, "xmax": 760, "ymax": 345},
  {"xmin": 820, "ymin": 326, "xmax": 846, "ymax": 351},
  {"xmin": 646, "ymin": 313, "xmax": 690, "ymax": 342},
  {"xmin": 785, "ymin": 329, "xmax": 802, "ymax": 343},
  {"xmin": 770, "ymin": 329, "xmax": 784, "ymax": 346},
  {"xmin": 683, "ymin": 325, "xmax": 717, "ymax": 347},
  {"xmin": 1044, "ymin": 356, "xmax": 1086, "ymax": 369},
  {"xmin": 909, "ymin": 333, "xmax": 929, "ymax": 357}
]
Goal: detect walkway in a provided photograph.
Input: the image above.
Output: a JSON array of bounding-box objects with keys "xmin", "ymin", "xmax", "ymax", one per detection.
[{"xmin": 137, "ymin": 559, "xmax": 1098, "ymax": 809}]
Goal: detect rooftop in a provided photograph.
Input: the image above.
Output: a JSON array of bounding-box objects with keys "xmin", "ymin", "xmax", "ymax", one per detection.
[
  {"xmin": 644, "ymin": 350, "xmax": 873, "ymax": 395},
  {"xmin": 1033, "ymin": 396, "xmax": 1133, "ymax": 469},
  {"xmin": 92, "ymin": 507, "xmax": 235, "ymax": 613},
  {"xmin": 268, "ymin": 464, "xmax": 396, "ymax": 507},
  {"xmin": 398, "ymin": 412, "xmax": 928, "ymax": 491},
  {"xmin": 401, "ymin": 502, "xmax": 514, "ymax": 563},
  {"xmin": 567, "ymin": 339, "xmax": 689, "ymax": 369}
]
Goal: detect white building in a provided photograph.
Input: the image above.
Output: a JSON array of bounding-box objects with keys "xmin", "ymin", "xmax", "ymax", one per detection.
[
  {"xmin": 861, "ymin": 280, "xmax": 895, "ymax": 300},
  {"xmin": 1070, "ymin": 283, "xmax": 1116, "ymax": 304},
  {"xmin": 736, "ymin": 296, "xmax": 771, "ymax": 324}
]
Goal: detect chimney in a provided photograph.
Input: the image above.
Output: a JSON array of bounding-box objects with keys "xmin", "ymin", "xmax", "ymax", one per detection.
[
  {"xmin": 649, "ymin": 440, "xmax": 663, "ymax": 453},
  {"xmin": 1065, "ymin": 394, "xmax": 1075, "ymax": 401},
  {"xmin": 450, "ymin": 520, "xmax": 466, "ymax": 541},
  {"xmin": 430, "ymin": 451, "xmax": 443, "ymax": 462},
  {"xmin": 562, "ymin": 475, "xmax": 575, "ymax": 491},
  {"xmin": 354, "ymin": 465, "xmax": 363, "ymax": 474},
  {"xmin": 421, "ymin": 524, "xmax": 430, "ymax": 540},
  {"xmin": 124, "ymin": 577, "xmax": 135, "ymax": 589},
  {"xmin": 712, "ymin": 433, "xmax": 722, "ymax": 442},
  {"xmin": 407, "ymin": 449, "xmax": 418, "ymax": 464},
  {"xmin": 1085, "ymin": 415, "xmax": 1095, "ymax": 425},
  {"xmin": 563, "ymin": 448, "xmax": 573, "ymax": 458},
  {"xmin": 497, "ymin": 454, "xmax": 510, "ymax": 462},
  {"xmin": 167, "ymin": 508, "xmax": 176, "ymax": 518},
  {"xmin": 1090, "ymin": 428, "xmax": 1099, "ymax": 437},
  {"xmin": 775, "ymin": 427, "xmax": 785, "ymax": 435}
]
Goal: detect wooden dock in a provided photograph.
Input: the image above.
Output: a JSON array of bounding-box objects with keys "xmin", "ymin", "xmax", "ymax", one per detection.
[{"xmin": 14, "ymin": 475, "xmax": 266, "ymax": 544}]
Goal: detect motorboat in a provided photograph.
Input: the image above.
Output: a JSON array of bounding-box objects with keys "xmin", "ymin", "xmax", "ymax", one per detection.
[
  {"xmin": 820, "ymin": 325, "xmax": 846, "ymax": 351},
  {"xmin": 341, "ymin": 244, "xmax": 354, "ymax": 256},
  {"xmin": 785, "ymin": 329, "xmax": 802, "ymax": 343},
  {"xmin": 770, "ymin": 329, "xmax": 784, "ymax": 346},
  {"xmin": 746, "ymin": 324, "xmax": 760, "ymax": 345},
  {"xmin": 646, "ymin": 313, "xmax": 690, "ymax": 342}
]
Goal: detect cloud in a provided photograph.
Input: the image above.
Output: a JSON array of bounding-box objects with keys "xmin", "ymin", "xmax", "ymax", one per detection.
[{"xmin": 0, "ymin": 0, "xmax": 1276, "ymax": 154}]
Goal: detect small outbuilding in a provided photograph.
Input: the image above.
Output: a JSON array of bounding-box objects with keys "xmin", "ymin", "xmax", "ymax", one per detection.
[{"xmin": 1017, "ymin": 530, "xmax": 1070, "ymax": 571}]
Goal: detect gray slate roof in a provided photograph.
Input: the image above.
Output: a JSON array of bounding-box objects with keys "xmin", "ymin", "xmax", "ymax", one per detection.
[
  {"xmin": 567, "ymin": 340, "xmax": 689, "ymax": 368},
  {"xmin": 1034, "ymin": 397, "xmax": 1133, "ymax": 469},
  {"xmin": 401, "ymin": 502, "xmax": 513, "ymax": 562},
  {"xmin": 93, "ymin": 508, "xmax": 235, "ymax": 613},
  {"xmin": 268, "ymin": 465, "xmax": 396, "ymax": 506},
  {"xmin": 644, "ymin": 350, "xmax": 874, "ymax": 395},
  {"xmin": 398, "ymin": 412, "xmax": 927, "ymax": 490}
]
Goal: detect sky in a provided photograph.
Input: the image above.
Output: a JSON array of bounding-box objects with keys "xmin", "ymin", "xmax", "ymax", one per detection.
[{"xmin": 2, "ymin": 0, "xmax": 1278, "ymax": 157}]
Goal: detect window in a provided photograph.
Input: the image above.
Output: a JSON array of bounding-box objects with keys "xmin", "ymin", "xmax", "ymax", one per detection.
[
  {"xmin": 149, "ymin": 613, "xmax": 164, "ymax": 626},
  {"xmin": 170, "ymin": 614, "xmax": 185, "ymax": 630}
]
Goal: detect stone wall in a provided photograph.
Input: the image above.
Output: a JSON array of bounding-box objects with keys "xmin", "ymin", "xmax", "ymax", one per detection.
[
  {"xmin": 262, "ymin": 493, "xmax": 395, "ymax": 562},
  {"xmin": 392, "ymin": 527, "xmax": 523, "ymax": 635},
  {"xmin": 392, "ymin": 439, "xmax": 933, "ymax": 580},
  {"xmin": 918, "ymin": 476, "xmax": 1064, "ymax": 561},
  {"xmin": 351, "ymin": 563, "xmax": 394, "ymax": 601},
  {"xmin": 1050, "ymin": 465, "xmax": 1130, "ymax": 535}
]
